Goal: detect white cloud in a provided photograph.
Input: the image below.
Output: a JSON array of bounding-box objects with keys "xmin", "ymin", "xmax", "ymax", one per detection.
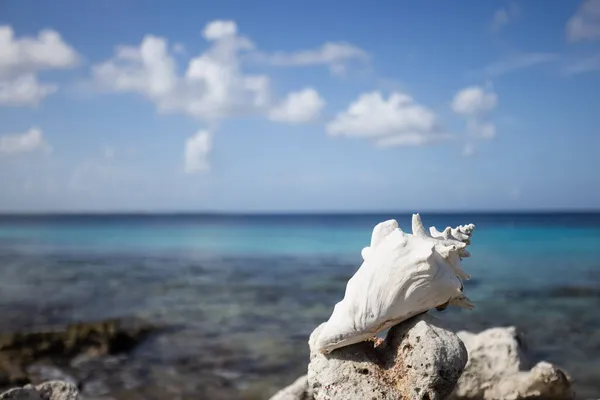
[
  {"xmin": 566, "ymin": 0, "xmax": 600, "ymax": 42},
  {"xmin": 92, "ymin": 19, "xmax": 343, "ymax": 170},
  {"xmin": 452, "ymin": 86, "xmax": 498, "ymax": 141},
  {"xmin": 268, "ymin": 88, "xmax": 325, "ymax": 124},
  {"xmin": 0, "ymin": 25, "xmax": 79, "ymax": 106},
  {"xmin": 326, "ymin": 91, "xmax": 446, "ymax": 147},
  {"xmin": 250, "ymin": 42, "xmax": 369, "ymax": 75},
  {"xmin": 375, "ymin": 133, "xmax": 451, "ymax": 148},
  {"xmin": 0, "ymin": 26, "xmax": 79, "ymax": 77},
  {"xmin": 0, "ymin": 74, "xmax": 57, "ymax": 106},
  {"xmin": 491, "ymin": 2, "xmax": 520, "ymax": 32},
  {"xmin": 451, "ymin": 86, "xmax": 497, "ymax": 115},
  {"xmin": 0, "ymin": 128, "xmax": 51, "ymax": 155},
  {"xmin": 185, "ymin": 130, "xmax": 212, "ymax": 174},
  {"xmin": 202, "ymin": 20, "xmax": 238, "ymax": 41},
  {"xmin": 92, "ymin": 22, "xmax": 269, "ymax": 122},
  {"xmin": 483, "ymin": 53, "xmax": 557, "ymax": 77}
]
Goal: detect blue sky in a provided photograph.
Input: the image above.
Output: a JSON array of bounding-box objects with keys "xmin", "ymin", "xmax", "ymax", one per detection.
[{"xmin": 1, "ymin": 0, "xmax": 599, "ymax": 212}]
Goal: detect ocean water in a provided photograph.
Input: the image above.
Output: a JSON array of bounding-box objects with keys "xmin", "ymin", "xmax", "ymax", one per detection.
[{"xmin": 0, "ymin": 213, "xmax": 599, "ymax": 398}]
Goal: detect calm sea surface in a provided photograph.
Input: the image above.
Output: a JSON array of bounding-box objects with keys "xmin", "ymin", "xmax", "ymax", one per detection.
[{"xmin": 0, "ymin": 213, "xmax": 599, "ymax": 398}]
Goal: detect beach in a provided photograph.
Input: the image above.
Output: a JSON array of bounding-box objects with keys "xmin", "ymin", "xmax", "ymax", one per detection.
[{"xmin": 0, "ymin": 213, "xmax": 599, "ymax": 398}]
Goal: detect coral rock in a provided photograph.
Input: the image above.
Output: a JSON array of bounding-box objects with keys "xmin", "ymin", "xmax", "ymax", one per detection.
[
  {"xmin": 450, "ymin": 326, "xmax": 574, "ymax": 400},
  {"xmin": 0, "ymin": 381, "xmax": 78, "ymax": 400},
  {"xmin": 269, "ymin": 375, "xmax": 312, "ymax": 400},
  {"xmin": 308, "ymin": 313, "xmax": 468, "ymax": 400}
]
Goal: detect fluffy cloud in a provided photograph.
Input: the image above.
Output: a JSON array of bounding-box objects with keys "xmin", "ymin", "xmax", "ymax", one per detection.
[
  {"xmin": 452, "ymin": 86, "xmax": 498, "ymax": 144},
  {"xmin": 92, "ymin": 21, "xmax": 270, "ymax": 122},
  {"xmin": 0, "ymin": 26, "xmax": 79, "ymax": 77},
  {"xmin": 0, "ymin": 128, "xmax": 51, "ymax": 155},
  {"xmin": 250, "ymin": 42, "xmax": 368, "ymax": 75},
  {"xmin": 567, "ymin": 0, "xmax": 600, "ymax": 42},
  {"xmin": 268, "ymin": 88, "xmax": 325, "ymax": 124},
  {"xmin": 0, "ymin": 74, "xmax": 57, "ymax": 106},
  {"xmin": 0, "ymin": 25, "xmax": 78, "ymax": 106},
  {"xmin": 326, "ymin": 91, "xmax": 446, "ymax": 147},
  {"xmin": 452, "ymin": 86, "xmax": 497, "ymax": 115},
  {"xmin": 202, "ymin": 20, "xmax": 238, "ymax": 41},
  {"xmin": 92, "ymin": 20, "xmax": 336, "ymax": 171},
  {"xmin": 490, "ymin": 2, "xmax": 520, "ymax": 32},
  {"xmin": 185, "ymin": 130, "xmax": 212, "ymax": 173}
]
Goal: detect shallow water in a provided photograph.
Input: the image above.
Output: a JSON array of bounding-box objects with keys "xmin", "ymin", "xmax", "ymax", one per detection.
[{"xmin": 0, "ymin": 213, "xmax": 599, "ymax": 398}]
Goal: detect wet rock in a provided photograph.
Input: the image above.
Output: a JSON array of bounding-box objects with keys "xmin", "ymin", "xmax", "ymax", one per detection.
[
  {"xmin": 0, "ymin": 318, "xmax": 155, "ymax": 390},
  {"xmin": 450, "ymin": 326, "xmax": 574, "ymax": 399},
  {"xmin": 307, "ymin": 313, "xmax": 468, "ymax": 400},
  {"xmin": 0, "ymin": 381, "xmax": 79, "ymax": 400},
  {"xmin": 25, "ymin": 366, "xmax": 77, "ymax": 387},
  {"xmin": 0, "ymin": 386, "xmax": 40, "ymax": 400}
]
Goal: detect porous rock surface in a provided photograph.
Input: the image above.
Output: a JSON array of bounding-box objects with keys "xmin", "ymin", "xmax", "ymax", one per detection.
[
  {"xmin": 449, "ymin": 326, "xmax": 574, "ymax": 400},
  {"xmin": 269, "ymin": 375, "xmax": 311, "ymax": 400},
  {"xmin": 306, "ymin": 313, "xmax": 468, "ymax": 400},
  {"xmin": 0, "ymin": 381, "xmax": 78, "ymax": 400}
]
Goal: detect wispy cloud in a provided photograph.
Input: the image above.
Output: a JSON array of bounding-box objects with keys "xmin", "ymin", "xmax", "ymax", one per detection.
[
  {"xmin": 562, "ymin": 54, "xmax": 600, "ymax": 75},
  {"xmin": 483, "ymin": 53, "xmax": 558, "ymax": 77},
  {"xmin": 248, "ymin": 42, "xmax": 369, "ymax": 76}
]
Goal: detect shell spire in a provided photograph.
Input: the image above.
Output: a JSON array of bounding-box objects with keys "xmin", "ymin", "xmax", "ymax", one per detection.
[{"xmin": 411, "ymin": 213, "xmax": 429, "ymax": 237}]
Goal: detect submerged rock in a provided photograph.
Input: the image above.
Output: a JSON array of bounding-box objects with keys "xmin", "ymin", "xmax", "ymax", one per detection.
[
  {"xmin": 0, "ymin": 318, "xmax": 155, "ymax": 389},
  {"xmin": 501, "ymin": 284, "xmax": 600, "ymax": 300},
  {"xmin": 450, "ymin": 326, "xmax": 574, "ymax": 400},
  {"xmin": 306, "ymin": 313, "xmax": 468, "ymax": 400}
]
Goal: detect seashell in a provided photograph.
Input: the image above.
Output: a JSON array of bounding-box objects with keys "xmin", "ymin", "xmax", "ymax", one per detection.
[{"xmin": 316, "ymin": 213, "xmax": 476, "ymax": 354}]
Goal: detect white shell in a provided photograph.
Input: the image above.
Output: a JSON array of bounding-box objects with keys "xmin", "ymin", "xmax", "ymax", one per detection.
[{"xmin": 316, "ymin": 213, "xmax": 475, "ymax": 354}]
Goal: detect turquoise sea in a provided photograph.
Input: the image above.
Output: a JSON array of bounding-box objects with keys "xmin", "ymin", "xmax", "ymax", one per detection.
[{"xmin": 0, "ymin": 213, "xmax": 599, "ymax": 398}]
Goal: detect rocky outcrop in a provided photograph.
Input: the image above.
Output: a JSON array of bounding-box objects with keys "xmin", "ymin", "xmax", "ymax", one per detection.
[
  {"xmin": 303, "ymin": 313, "xmax": 468, "ymax": 400},
  {"xmin": 0, "ymin": 381, "xmax": 78, "ymax": 400},
  {"xmin": 271, "ymin": 319, "xmax": 579, "ymax": 400},
  {"xmin": 450, "ymin": 326, "xmax": 574, "ymax": 400},
  {"xmin": 0, "ymin": 319, "xmax": 155, "ymax": 389}
]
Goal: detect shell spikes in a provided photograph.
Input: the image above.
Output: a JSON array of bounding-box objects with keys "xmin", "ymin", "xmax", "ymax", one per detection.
[
  {"xmin": 316, "ymin": 213, "xmax": 476, "ymax": 354},
  {"xmin": 412, "ymin": 213, "xmax": 429, "ymax": 237}
]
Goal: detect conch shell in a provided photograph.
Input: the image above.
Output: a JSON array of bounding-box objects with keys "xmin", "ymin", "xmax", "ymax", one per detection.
[{"xmin": 316, "ymin": 213, "xmax": 475, "ymax": 354}]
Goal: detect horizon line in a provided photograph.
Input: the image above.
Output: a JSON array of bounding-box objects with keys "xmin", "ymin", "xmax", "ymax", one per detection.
[{"xmin": 0, "ymin": 208, "xmax": 599, "ymax": 216}]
